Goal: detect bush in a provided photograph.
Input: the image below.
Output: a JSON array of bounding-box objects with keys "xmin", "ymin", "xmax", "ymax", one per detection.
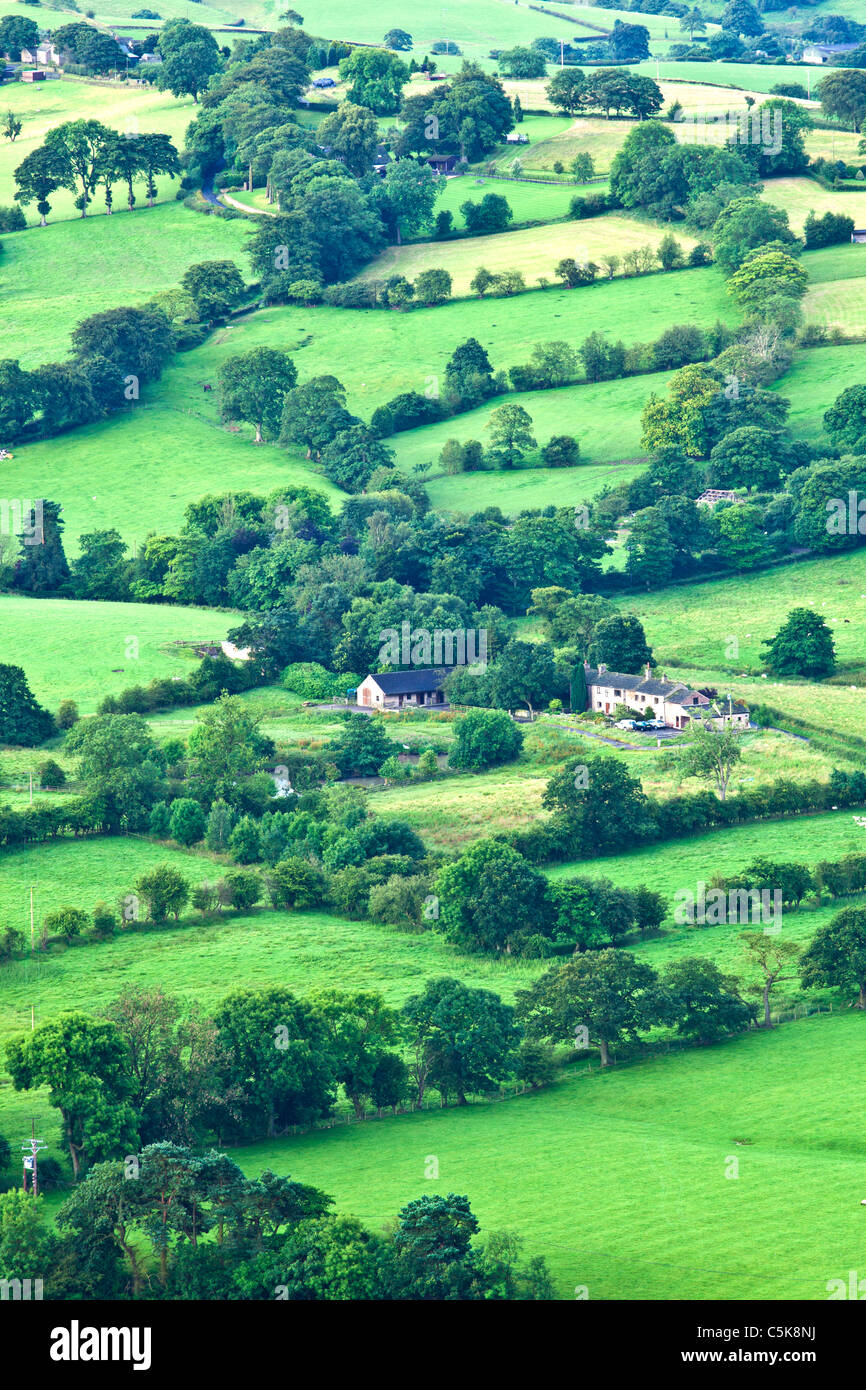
[
  {"xmin": 0, "ymin": 205, "xmax": 26, "ymax": 232},
  {"xmin": 541, "ymin": 435, "xmax": 579, "ymax": 467},
  {"xmin": 267, "ymin": 855, "xmax": 327, "ymax": 910},
  {"xmin": 230, "ymin": 815, "xmax": 262, "ymax": 864},
  {"xmin": 449, "ymin": 708, "xmax": 524, "ymax": 771},
  {"xmin": 55, "ymin": 699, "xmax": 79, "ymax": 730},
  {"xmin": 169, "ymin": 797, "xmax": 206, "ymax": 846},
  {"xmin": 38, "ymin": 758, "xmax": 66, "ymax": 788},
  {"xmin": 148, "ymin": 801, "xmax": 172, "ymax": 838}
]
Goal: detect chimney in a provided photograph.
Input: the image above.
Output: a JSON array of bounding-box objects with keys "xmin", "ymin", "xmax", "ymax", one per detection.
[
  {"xmin": 597, "ymin": 662, "xmax": 607, "ymax": 674},
  {"xmin": 644, "ymin": 662, "xmax": 652, "ymax": 679}
]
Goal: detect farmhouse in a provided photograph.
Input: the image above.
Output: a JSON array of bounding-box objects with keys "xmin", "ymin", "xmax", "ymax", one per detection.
[
  {"xmin": 356, "ymin": 669, "xmax": 449, "ymax": 710},
  {"xmin": 852, "ymin": 229, "xmax": 866, "ymax": 244},
  {"xmin": 695, "ymin": 489, "xmax": 741, "ymax": 508},
  {"xmin": 505, "ymin": 131, "xmax": 529, "ymax": 144},
  {"xmin": 20, "ymin": 42, "xmax": 62, "ymax": 66},
  {"xmin": 427, "ymin": 153, "xmax": 458, "ymax": 174},
  {"xmin": 801, "ymin": 41, "xmax": 861, "ymax": 63},
  {"xmin": 584, "ymin": 662, "xmax": 749, "ymax": 730}
]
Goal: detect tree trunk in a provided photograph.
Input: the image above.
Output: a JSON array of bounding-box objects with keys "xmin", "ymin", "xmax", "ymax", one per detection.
[
  {"xmin": 457, "ymin": 1090, "xmax": 467, "ymax": 1105},
  {"xmin": 763, "ymin": 983, "xmax": 772, "ymax": 1028},
  {"xmin": 599, "ymin": 1038, "xmax": 610, "ymax": 1066},
  {"xmin": 254, "ymin": 422, "xmax": 263, "ymax": 443},
  {"xmin": 859, "ymin": 982, "xmax": 866, "ymax": 1010}
]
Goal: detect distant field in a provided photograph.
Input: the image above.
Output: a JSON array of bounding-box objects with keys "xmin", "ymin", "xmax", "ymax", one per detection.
[
  {"xmin": 760, "ymin": 176, "xmax": 866, "ymax": 235},
  {"xmin": 619, "ymin": 547, "xmax": 866, "ymax": 681},
  {"xmin": 0, "ymin": 595, "xmax": 237, "ymax": 711},
  {"xmin": 355, "ymin": 213, "xmax": 700, "ymax": 294},
  {"xmin": 0, "ymin": 78, "xmax": 194, "ymax": 225},
  {"xmin": 773, "ymin": 344, "xmax": 866, "ymax": 444},
  {"xmin": 1, "ymin": 204, "xmax": 253, "ymax": 367},
  {"xmin": 425, "ymin": 169, "xmax": 585, "ymax": 228},
  {"xmin": 240, "ymin": 1012, "xmax": 866, "ymax": 1299},
  {"xmin": 156, "ymin": 262, "xmax": 735, "ymax": 422},
  {"xmin": 0, "ymin": 879, "xmax": 541, "ymax": 1048},
  {"xmin": 801, "ymin": 239, "xmax": 866, "ymax": 335},
  {"xmin": 548, "ymin": 808, "xmax": 866, "ymax": 894},
  {"xmin": 634, "ymin": 59, "xmax": 829, "ymax": 96},
  {"xmin": 392, "ymin": 370, "xmax": 676, "ymax": 472},
  {"xmin": 425, "ymin": 459, "xmax": 645, "ymax": 514},
  {"xmin": 373, "ymin": 729, "xmax": 848, "ymax": 851},
  {"xmin": 2, "ymin": 408, "xmax": 343, "ymax": 551}
]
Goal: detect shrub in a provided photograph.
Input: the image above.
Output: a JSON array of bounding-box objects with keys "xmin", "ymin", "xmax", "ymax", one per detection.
[
  {"xmin": 541, "ymin": 435, "xmax": 579, "ymax": 467},
  {"xmin": 38, "ymin": 758, "xmax": 66, "ymax": 788},
  {"xmin": 230, "ymin": 815, "xmax": 262, "ymax": 864},
  {"xmin": 43, "ymin": 906, "xmax": 89, "ymax": 942},
  {"xmin": 267, "ymin": 856, "xmax": 327, "ymax": 910},
  {"xmin": 148, "ymin": 801, "xmax": 172, "ymax": 837},
  {"xmin": 169, "ymin": 797, "xmax": 207, "ymax": 846},
  {"xmin": 55, "ymin": 699, "xmax": 79, "ymax": 730}
]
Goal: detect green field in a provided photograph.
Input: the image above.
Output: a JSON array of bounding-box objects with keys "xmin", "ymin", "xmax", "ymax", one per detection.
[
  {"xmin": 393, "ymin": 369, "xmax": 675, "ymax": 473},
  {"xmin": 425, "ymin": 458, "xmax": 646, "ymax": 514},
  {"xmin": 634, "ymin": 59, "xmax": 830, "ymax": 96},
  {"xmin": 372, "ymin": 729, "xmax": 853, "ymax": 850},
  {"xmin": 2, "ymin": 204, "xmax": 253, "ymax": 368},
  {"xmin": 156, "ymin": 261, "xmax": 737, "ymax": 419},
  {"xmin": 357, "ymin": 211, "xmax": 702, "ymax": 294},
  {"xmin": 775, "ymin": 345, "xmax": 866, "ymax": 445},
  {"xmin": 0, "ymin": 78, "xmax": 195, "ymax": 226},
  {"xmin": 618, "ymin": 548, "xmax": 866, "ymax": 682},
  {"xmin": 237, "ymin": 1012, "xmax": 866, "ymax": 1299},
  {"xmin": 2, "ymin": 408, "xmax": 343, "ymax": 552},
  {"xmin": 0, "ymin": 594, "xmax": 237, "ymax": 711}
]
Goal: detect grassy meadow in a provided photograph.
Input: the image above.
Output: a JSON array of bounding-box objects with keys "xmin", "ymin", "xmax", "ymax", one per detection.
[
  {"xmin": 0, "ymin": 594, "xmax": 237, "ymax": 711},
  {"xmin": 1, "ymin": 408, "xmax": 343, "ymax": 551},
  {"xmin": 156, "ymin": 260, "xmax": 737, "ymax": 420},
  {"xmin": 237, "ymin": 1012, "xmax": 866, "ymax": 1300},
  {"xmin": 356, "ymin": 211, "xmax": 702, "ymax": 294},
  {"xmin": 1, "ymin": 205, "xmax": 253, "ymax": 368},
  {"xmin": 0, "ymin": 78, "xmax": 195, "ymax": 226}
]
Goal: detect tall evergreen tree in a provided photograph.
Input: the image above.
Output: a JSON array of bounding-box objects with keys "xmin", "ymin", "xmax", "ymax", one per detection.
[
  {"xmin": 15, "ymin": 500, "xmax": 70, "ymax": 594},
  {"xmin": 0, "ymin": 664, "xmax": 55, "ymax": 745}
]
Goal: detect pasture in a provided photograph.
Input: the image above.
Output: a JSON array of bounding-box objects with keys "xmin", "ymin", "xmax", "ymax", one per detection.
[
  {"xmin": 0, "ymin": 594, "xmax": 237, "ymax": 711},
  {"xmin": 355, "ymin": 211, "xmax": 702, "ymax": 294},
  {"xmin": 425, "ymin": 459, "xmax": 646, "ymax": 514},
  {"xmin": 392, "ymin": 369, "xmax": 674, "ymax": 472},
  {"xmin": 760, "ymin": 176, "xmax": 866, "ymax": 235},
  {"xmin": 618, "ymin": 547, "xmax": 866, "ymax": 683},
  {"xmin": 1, "ymin": 204, "xmax": 253, "ymax": 367},
  {"xmin": 239, "ymin": 1012, "xmax": 866, "ymax": 1300},
  {"xmin": 774, "ymin": 344, "xmax": 866, "ymax": 443},
  {"xmin": 157, "ymin": 260, "xmax": 736, "ymax": 421},
  {"xmin": 372, "ymin": 729, "xmax": 852, "ymax": 851},
  {"xmin": 1, "ymin": 408, "xmax": 343, "ymax": 552},
  {"xmin": 0, "ymin": 78, "xmax": 194, "ymax": 225}
]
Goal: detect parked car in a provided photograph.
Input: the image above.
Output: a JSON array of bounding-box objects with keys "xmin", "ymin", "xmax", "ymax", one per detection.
[{"xmin": 614, "ymin": 719, "xmax": 636, "ymax": 731}]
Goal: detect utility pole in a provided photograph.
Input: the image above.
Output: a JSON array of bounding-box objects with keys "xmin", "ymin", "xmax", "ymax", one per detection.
[
  {"xmin": 30, "ymin": 885, "xmax": 35, "ymax": 951},
  {"xmin": 21, "ymin": 1122, "xmax": 47, "ymax": 1197},
  {"xmin": 29, "ymin": 769, "xmax": 32, "ymax": 804},
  {"xmin": 560, "ymin": 37, "xmax": 564, "ymax": 67}
]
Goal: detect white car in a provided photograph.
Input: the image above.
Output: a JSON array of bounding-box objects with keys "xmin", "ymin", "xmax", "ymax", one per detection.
[{"xmin": 614, "ymin": 719, "xmax": 636, "ymax": 730}]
